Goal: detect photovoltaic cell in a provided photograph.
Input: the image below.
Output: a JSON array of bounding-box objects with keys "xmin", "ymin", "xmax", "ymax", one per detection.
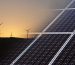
[
  {"xmin": 52, "ymin": 35, "xmax": 75, "ymax": 65},
  {"xmin": 0, "ymin": 39, "xmax": 32, "ymax": 65},
  {"xmin": 46, "ymin": 10, "xmax": 75, "ymax": 32},
  {"xmin": 15, "ymin": 34, "xmax": 70, "ymax": 65},
  {"xmin": 69, "ymin": 2, "xmax": 75, "ymax": 8}
]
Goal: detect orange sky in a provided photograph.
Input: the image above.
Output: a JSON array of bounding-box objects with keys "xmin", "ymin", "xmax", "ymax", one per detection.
[
  {"xmin": 0, "ymin": 10, "xmax": 57, "ymax": 38},
  {"xmin": 0, "ymin": 0, "xmax": 70, "ymax": 38}
]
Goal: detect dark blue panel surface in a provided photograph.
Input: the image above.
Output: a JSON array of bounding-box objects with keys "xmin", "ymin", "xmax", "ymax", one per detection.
[
  {"xmin": 69, "ymin": 2, "xmax": 75, "ymax": 8},
  {"xmin": 15, "ymin": 34, "xmax": 69, "ymax": 65},
  {"xmin": 46, "ymin": 10, "xmax": 75, "ymax": 32},
  {"xmin": 52, "ymin": 35, "xmax": 75, "ymax": 65}
]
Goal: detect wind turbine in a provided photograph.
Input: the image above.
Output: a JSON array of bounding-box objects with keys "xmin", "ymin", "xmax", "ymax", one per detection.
[
  {"xmin": 10, "ymin": 32, "xmax": 13, "ymax": 38},
  {"xmin": 0, "ymin": 16, "xmax": 3, "ymax": 37},
  {"xmin": 0, "ymin": 22, "xmax": 3, "ymax": 37},
  {"xmin": 25, "ymin": 29, "xmax": 30, "ymax": 39}
]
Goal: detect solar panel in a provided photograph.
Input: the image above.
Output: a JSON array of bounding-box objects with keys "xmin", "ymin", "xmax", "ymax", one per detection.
[
  {"xmin": 14, "ymin": 34, "xmax": 70, "ymax": 65},
  {"xmin": 69, "ymin": 1, "xmax": 75, "ymax": 8},
  {"xmin": 0, "ymin": 39, "xmax": 32, "ymax": 65},
  {"xmin": 52, "ymin": 35, "xmax": 75, "ymax": 65},
  {"xmin": 46, "ymin": 10, "xmax": 75, "ymax": 32}
]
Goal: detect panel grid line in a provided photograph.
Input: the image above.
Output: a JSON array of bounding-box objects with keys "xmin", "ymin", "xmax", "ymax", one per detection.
[
  {"xmin": 50, "ymin": 8, "xmax": 75, "ymax": 11},
  {"xmin": 29, "ymin": 32, "xmax": 73, "ymax": 34}
]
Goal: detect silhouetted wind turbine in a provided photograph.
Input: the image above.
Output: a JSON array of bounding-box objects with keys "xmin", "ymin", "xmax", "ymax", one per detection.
[
  {"xmin": 26, "ymin": 29, "xmax": 30, "ymax": 39},
  {"xmin": 0, "ymin": 22, "xmax": 3, "ymax": 37},
  {"xmin": 10, "ymin": 33, "xmax": 13, "ymax": 37}
]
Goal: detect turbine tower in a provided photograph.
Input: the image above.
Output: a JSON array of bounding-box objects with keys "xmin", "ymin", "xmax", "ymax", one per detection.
[
  {"xmin": 10, "ymin": 32, "xmax": 13, "ymax": 37},
  {"xmin": 0, "ymin": 16, "xmax": 3, "ymax": 37},
  {"xmin": 0, "ymin": 22, "xmax": 3, "ymax": 37},
  {"xmin": 26, "ymin": 29, "xmax": 30, "ymax": 39}
]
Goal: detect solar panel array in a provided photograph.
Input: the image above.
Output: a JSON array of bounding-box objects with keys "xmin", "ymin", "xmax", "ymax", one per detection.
[
  {"xmin": 1, "ymin": 0, "xmax": 75, "ymax": 65},
  {"xmin": 14, "ymin": 34, "xmax": 70, "ymax": 65}
]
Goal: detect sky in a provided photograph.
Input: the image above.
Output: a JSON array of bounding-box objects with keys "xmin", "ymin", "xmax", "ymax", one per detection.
[{"xmin": 0, "ymin": 0, "xmax": 72, "ymax": 38}]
